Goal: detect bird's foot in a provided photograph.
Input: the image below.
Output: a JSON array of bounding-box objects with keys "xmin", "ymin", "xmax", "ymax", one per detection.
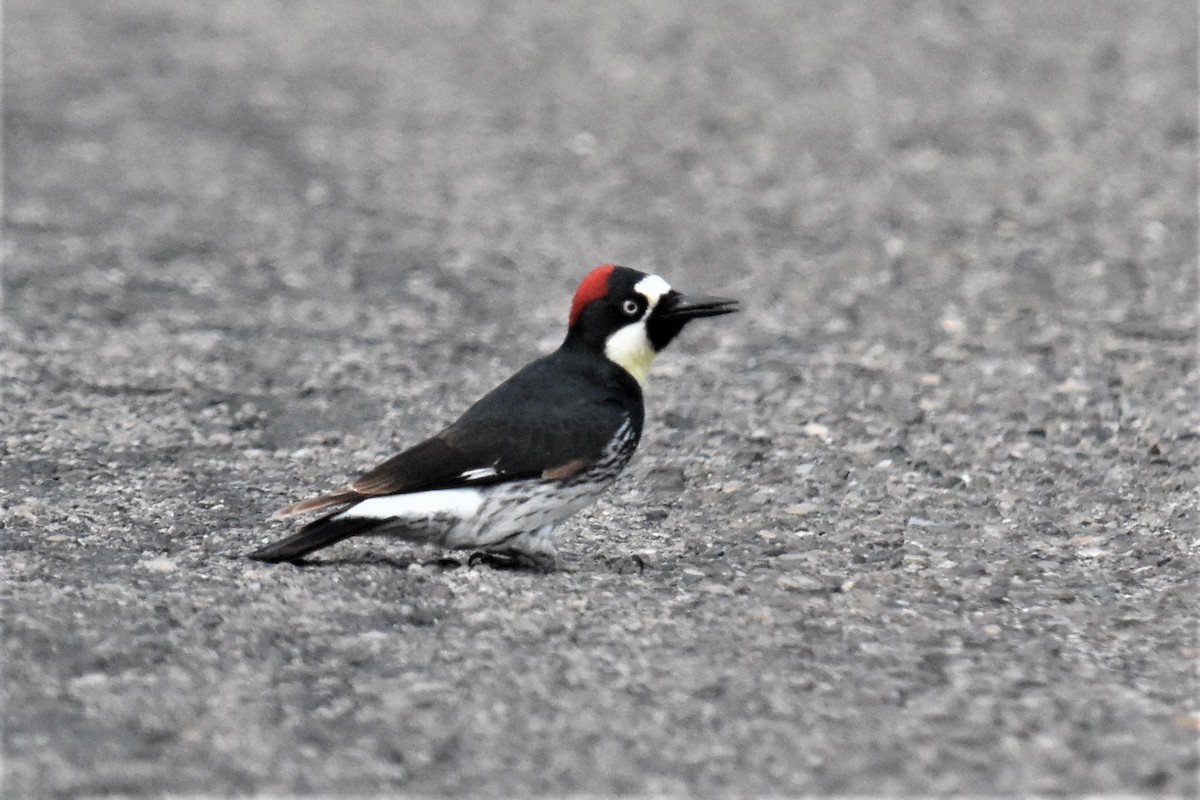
[{"xmin": 468, "ymin": 549, "xmax": 557, "ymax": 572}]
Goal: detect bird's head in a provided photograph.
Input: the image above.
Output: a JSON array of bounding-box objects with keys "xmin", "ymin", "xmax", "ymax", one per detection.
[{"xmin": 563, "ymin": 264, "xmax": 739, "ymax": 384}]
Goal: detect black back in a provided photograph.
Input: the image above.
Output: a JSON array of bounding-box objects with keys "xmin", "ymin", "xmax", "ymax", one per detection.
[{"xmin": 350, "ymin": 348, "xmax": 644, "ymax": 496}]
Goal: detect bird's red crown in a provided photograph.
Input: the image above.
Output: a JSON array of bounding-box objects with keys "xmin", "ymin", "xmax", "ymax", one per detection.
[{"xmin": 568, "ymin": 264, "xmax": 616, "ymax": 328}]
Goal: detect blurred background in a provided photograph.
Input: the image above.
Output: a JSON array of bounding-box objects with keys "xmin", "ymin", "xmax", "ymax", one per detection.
[{"xmin": 8, "ymin": 2, "xmax": 1194, "ymax": 349}]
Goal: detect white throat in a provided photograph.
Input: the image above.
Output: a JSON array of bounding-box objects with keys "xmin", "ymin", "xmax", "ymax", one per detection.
[{"xmin": 604, "ymin": 321, "xmax": 656, "ymax": 385}]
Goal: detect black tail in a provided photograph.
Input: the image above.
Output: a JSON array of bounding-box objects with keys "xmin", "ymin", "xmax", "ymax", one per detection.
[{"xmin": 247, "ymin": 513, "xmax": 385, "ymax": 563}]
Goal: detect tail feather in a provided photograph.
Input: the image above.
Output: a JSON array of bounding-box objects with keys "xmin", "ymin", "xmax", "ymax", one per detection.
[
  {"xmin": 248, "ymin": 512, "xmax": 384, "ymax": 563},
  {"xmin": 271, "ymin": 489, "xmax": 362, "ymax": 520}
]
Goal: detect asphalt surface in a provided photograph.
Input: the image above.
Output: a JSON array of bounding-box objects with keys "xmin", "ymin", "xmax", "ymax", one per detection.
[{"xmin": 3, "ymin": 1, "xmax": 1198, "ymax": 796}]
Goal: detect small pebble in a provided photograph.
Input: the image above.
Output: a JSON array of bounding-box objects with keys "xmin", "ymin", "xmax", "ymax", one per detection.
[
  {"xmin": 1055, "ymin": 378, "xmax": 1089, "ymax": 393},
  {"xmin": 139, "ymin": 557, "xmax": 177, "ymax": 573},
  {"xmin": 802, "ymin": 423, "xmax": 830, "ymax": 440},
  {"xmin": 776, "ymin": 575, "xmax": 825, "ymax": 592}
]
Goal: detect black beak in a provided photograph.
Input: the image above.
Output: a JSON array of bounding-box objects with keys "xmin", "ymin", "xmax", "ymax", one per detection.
[{"xmin": 657, "ymin": 291, "xmax": 740, "ymax": 321}]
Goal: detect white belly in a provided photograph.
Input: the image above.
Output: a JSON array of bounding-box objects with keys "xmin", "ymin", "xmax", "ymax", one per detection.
[{"xmin": 332, "ymin": 476, "xmax": 617, "ymax": 550}]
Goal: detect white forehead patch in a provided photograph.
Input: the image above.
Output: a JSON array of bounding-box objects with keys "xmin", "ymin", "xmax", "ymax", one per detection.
[{"xmin": 634, "ymin": 274, "xmax": 672, "ymax": 307}]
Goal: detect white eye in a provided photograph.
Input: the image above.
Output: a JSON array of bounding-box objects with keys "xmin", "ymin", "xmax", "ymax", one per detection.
[{"xmin": 622, "ymin": 299, "xmax": 640, "ymax": 316}]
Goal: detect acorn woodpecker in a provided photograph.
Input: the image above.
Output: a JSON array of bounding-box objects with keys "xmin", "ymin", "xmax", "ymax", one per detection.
[{"xmin": 248, "ymin": 264, "xmax": 738, "ymax": 569}]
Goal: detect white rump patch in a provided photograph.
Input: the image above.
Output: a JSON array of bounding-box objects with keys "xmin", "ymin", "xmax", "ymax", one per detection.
[
  {"xmin": 634, "ymin": 274, "xmax": 671, "ymax": 307},
  {"xmin": 338, "ymin": 488, "xmax": 484, "ymax": 521}
]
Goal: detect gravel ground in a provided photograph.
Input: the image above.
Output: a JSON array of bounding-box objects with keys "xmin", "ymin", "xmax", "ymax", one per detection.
[{"xmin": 3, "ymin": 1, "xmax": 1198, "ymax": 796}]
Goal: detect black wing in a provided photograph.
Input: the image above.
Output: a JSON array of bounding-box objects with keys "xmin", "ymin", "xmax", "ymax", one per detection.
[{"xmin": 349, "ymin": 349, "xmax": 643, "ymax": 496}]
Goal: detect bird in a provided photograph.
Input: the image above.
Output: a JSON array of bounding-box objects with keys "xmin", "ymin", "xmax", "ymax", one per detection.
[{"xmin": 248, "ymin": 264, "xmax": 738, "ymax": 569}]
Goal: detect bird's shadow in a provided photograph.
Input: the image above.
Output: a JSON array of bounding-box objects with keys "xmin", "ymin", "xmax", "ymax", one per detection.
[
  {"xmin": 239, "ymin": 550, "xmax": 649, "ymax": 575},
  {"xmin": 283, "ymin": 552, "xmax": 462, "ymax": 571}
]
